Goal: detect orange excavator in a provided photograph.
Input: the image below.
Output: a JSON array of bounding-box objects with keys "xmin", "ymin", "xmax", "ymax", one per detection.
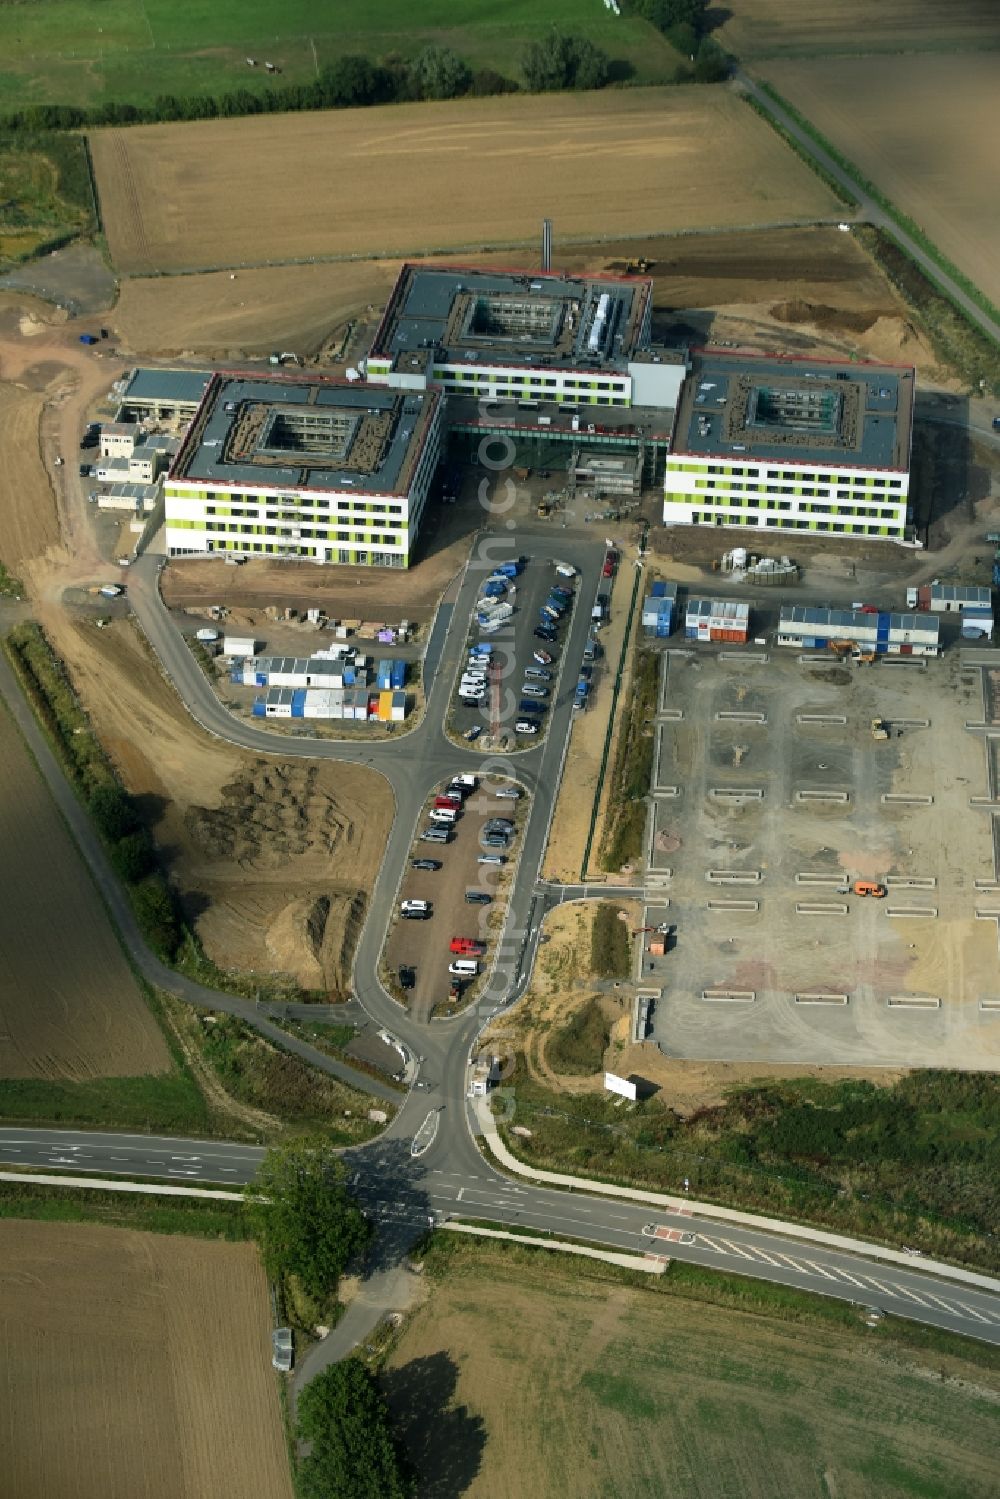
[{"xmin": 854, "ymin": 881, "xmax": 886, "ymax": 898}]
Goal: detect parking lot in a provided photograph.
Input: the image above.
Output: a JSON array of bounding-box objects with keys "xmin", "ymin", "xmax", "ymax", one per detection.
[
  {"xmin": 382, "ymin": 776, "xmax": 526, "ymax": 1020},
  {"xmin": 645, "ymin": 644, "xmax": 1000, "ymax": 1069},
  {"xmin": 448, "ymin": 554, "xmax": 588, "ymax": 751}
]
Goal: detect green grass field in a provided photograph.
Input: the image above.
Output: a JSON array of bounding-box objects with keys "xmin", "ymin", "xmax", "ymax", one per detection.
[
  {"xmin": 387, "ymin": 1237, "xmax": 1000, "ymax": 1499},
  {"xmin": 0, "ymin": 0, "xmax": 683, "ymax": 111},
  {"xmin": 0, "ymin": 131, "xmax": 95, "ymax": 266}
]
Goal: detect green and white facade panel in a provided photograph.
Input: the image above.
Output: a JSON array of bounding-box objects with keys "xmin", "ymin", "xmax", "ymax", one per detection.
[
  {"xmin": 164, "ymin": 373, "xmax": 442, "ymax": 569},
  {"xmin": 364, "ymin": 263, "xmax": 685, "ymax": 410},
  {"xmin": 664, "ymin": 352, "xmax": 914, "ymax": 542}
]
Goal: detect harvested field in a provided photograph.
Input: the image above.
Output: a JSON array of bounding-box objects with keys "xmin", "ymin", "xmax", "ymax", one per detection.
[
  {"xmin": 388, "ymin": 1239, "xmax": 1000, "ymax": 1499},
  {"xmin": 0, "ymin": 691, "xmax": 169, "ymax": 1082},
  {"xmin": 718, "ymin": 0, "xmax": 1000, "ymax": 56},
  {"xmin": 90, "ymin": 89, "xmax": 841, "ymax": 275},
  {"xmin": 0, "ymin": 381, "xmax": 58, "ymax": 578},
  {"xmin": 759, "ymin": 55, "xmax": 1000, "ymax": 308},
  {"xmin": 0, "ymin": 1219, "xmax": 293, "ymax": 1499},
  {"xmin": 114, "ymin": 258, "xmax": 402, "ymax": 360},
  {"xmin": 51, "ymin": 618, "xmax": 392, "ymax": 993}
]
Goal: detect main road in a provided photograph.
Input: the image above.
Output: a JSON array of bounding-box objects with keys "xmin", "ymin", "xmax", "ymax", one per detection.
[{"xmin": 5, "ymin": 530, "xmax": 1000, "ymax": 1357}]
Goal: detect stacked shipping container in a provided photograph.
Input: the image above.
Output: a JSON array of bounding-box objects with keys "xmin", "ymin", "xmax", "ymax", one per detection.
[{"xmin": 684, "ymin": 597, "xmax": 750, "ymax": 643}]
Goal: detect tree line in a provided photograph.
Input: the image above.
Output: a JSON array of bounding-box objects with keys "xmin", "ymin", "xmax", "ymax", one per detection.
[{"xmin": 6, "ymin": 8, "xmax": 727, "ymax": 137}]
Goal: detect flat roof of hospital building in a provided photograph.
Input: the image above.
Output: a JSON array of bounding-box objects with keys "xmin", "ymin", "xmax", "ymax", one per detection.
[
  {"xmin": 370, "ymin": 264, "xmax": 653, "ymax": 376},
  {"xmin": 169, "ymin": 373, "xmax": 439, "ymax": 496},
  {"xmin": 672, "ymin": 350, "xmax": 913, "ymax": 472}
]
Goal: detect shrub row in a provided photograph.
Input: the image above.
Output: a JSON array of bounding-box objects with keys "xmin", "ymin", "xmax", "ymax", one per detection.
[{"xmin": 4, "ymin": 623, "xmax": 182, "ymax": 961}]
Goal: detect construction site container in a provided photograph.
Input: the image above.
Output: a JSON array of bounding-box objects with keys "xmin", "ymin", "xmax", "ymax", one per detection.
[
  {"xmin": 376, "ymin": 660, "xmax": 393, "ymax": 691},
  {"xmin": 303, "ymin": 689, "xmax": 344, "ymax": 719},
  {"xmin": 921, "ymin": 583, "xmax": 991, "ymax": 614},
  {"xmin": 390, "ymin": 659, "xmax": 406, "ymax": 690},
  {"xmin": 684, "ymin": 598, "xmax": 749, "ymax": 643},
  {"xmin": 776, "ymin": 605, "xmax": 939, "ymax": 656},
  {"xmin": 222, "ymin": 636, "xmax": 257, "ymax": 658}
]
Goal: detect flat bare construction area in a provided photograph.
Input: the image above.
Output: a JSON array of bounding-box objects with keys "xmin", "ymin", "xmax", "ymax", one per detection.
[
  {"xmin": 90, "ymin": 89, "xmax": 840, "ymax": 275},
  {"xmin": 760, "ymin": 54, "xmax": 1000, "ymax": 307},
  {"xmin": 388, "ymin": 1240, "xmax": 1000, "ymax": 1499},
  {"xmin": 0, "ymin": 1220, "xmax": 293, "ymax": 1499},
  {"xmin": 0, "ymin": 694, "xmax": 169, "ymax": 1081},
  {"xmin": 719, "ymin": 0, "xmax": 999, "ymax": 56}
]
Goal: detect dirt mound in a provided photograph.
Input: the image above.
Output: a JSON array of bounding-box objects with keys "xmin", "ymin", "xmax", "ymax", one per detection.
[
  {"xmin": 265, "ymin": 895, "xmax": 331, "ymax": 990},
  {"xmin": 770, "ymin": 299, "xmax": 879, "ymax": 334},
  {"xmin": 185, "ymin": 761, "xmax": 353, "ymax": 868}
]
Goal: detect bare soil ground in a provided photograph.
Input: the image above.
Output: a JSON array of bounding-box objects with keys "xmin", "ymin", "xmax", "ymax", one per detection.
[
  {"xmin": 387, "ymin": 1241, "xmax": 1000, "ymax": 1499},
  {"xmin": 51, "ymin": 619, "xmax": 392, "ymax": 993},
  {"xmin": 161, "ymin": 527, "xmax": 469, "ymax": 622},
  {"xmin": 110, "ymin": 223, "xmax": 937, "ymax": 387},
  {"xmin": 89, "ymin": 90, "xmax": 840, "ymax": 276},
  {"xmin": 759, "ymin": 55, "xmax": 1000, "ymax": 308},
  {"xmin": 718, "ymin": 0, "xmax": 1000, "ymax": 57},
  {"xmin": 0, "ymin": 1220, "xmax": 293, "ymax": 1499},
  {"xmin": 0, "ymin": 695, "xmax": 169, "ymax": 1081}
]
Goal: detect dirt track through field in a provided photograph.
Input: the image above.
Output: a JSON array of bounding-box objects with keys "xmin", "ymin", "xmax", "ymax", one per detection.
[
  {"xmin": 760, "ymin": 54, "xmax": 1000, "ymax": 307},
  {"xmin": 0, "ymin": 1220, "xmax": 293, "ymax": 1499},
  {"xmin": 0, "ymin": 692, "xmax": 169, "ymax": 1081},
  {"xmin": 89, "ymin": 89, "xmax": 840, "ymax": 275}
]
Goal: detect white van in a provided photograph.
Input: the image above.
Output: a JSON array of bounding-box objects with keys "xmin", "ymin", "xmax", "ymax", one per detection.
[
  {"xmin": 429, "ymin": 807, "xmax": 457, "ymax": 824},
  {"xmin": 477, "ymin": 853, "xmax": 505, "ymax": 867},
  {"xmin": 449, "ymin": 959, "xmax": 479, "ymax": 977},
  {"xmin": 401, "ymin": 899, "xmax": 429, "ymax": 913}
]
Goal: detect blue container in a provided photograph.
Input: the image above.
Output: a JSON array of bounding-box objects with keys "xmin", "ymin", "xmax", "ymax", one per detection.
[
  {"xmin": 391, "ymin": 660, "xmax": 406, "ymax": 690},
  {"xmin": 255, "ymin": 672, "xmax": 267, "ymax": 686},
  {"xmin": 651, "ymin": 581, "xmax": 667, "ymax": 598},
  {"xmin": 498, "ymin": 562, "xmax": 520, "ymax": 578},
  {"xmin": 685, "ymin": 626, "xmax": 699, "ymax": 640},
  {"xmin": 252, "ymin": 699, "xmax": 265, "ymax": 717},
  {"xmin": 291, "ymin": 689, "xmax": 306, "ymax": 717},
  {"xmin": 483, "ymin": 580, "xmax": 506, "ymax": 598}
]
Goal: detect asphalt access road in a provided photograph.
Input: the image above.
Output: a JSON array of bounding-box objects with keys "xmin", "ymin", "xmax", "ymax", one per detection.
[
  {"xmin": 2, "ymin": 1125, "xmax": 998, "ymax": 1347},
  {"xmin": 26, "ymin": 525, "xmax": 1000, "ymax": 1353}
]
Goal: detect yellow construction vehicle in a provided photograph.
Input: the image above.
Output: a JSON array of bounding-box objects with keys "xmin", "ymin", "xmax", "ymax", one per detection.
[
  {"xmin": 871, "ymin": 718, "xmax": 889, "ymax": 740},
  {"xmin": 828, "ymin": 639, "xmax": 856, "ymax": 657}
]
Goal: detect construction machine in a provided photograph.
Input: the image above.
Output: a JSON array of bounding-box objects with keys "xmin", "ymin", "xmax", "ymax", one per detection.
[
  {"xmin": 871, "ymin": 718, "xmax": 889, "ymax": 741},
  {"xmin": 828, "ymin": 639, "xmax": 856, "ymax": 657},
  {"xmin": 854, "ymin": 881, "xmax": 886, "ymax": 898}
]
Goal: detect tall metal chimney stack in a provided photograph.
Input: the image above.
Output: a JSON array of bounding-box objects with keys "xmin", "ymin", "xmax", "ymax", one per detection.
[{"xmin": 541, "ymin": 218, "xmax": 552, "ymax": 272}]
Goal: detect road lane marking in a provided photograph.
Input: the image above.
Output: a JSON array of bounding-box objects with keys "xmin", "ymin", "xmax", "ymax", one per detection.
[
  {"xmin": 719, "ymin": 1239, "xmax": 756, "ymax": 1260},
  {"xmin": 892, "ymin": 1284, "xmax": 933, "ymax": 1307},
  {"xmin": 861, "ymin": 1276, "xmax": 894, "ymax": 1296},
  {"xmin": 457, "ymin": 1188, "xmax": 465, "ymax": 1201},
  {"xmin": 918, "ymin": 1289, "xmax": 965, "ymax": 1314},
  {"xmin": 803, "ymin": 1260, "xmax": 839, "ymax": 1281},
  {"xmin": 824, "ymin": 1265, "xmax": 867, "ymax": 1288},
  {"xmin": 948, "ymin": 1299, "xmax": 995, "ymax": 1324},
  {"xmin": 743, "ymin": 1245, "xmax": 781, "ymax": 1266}
]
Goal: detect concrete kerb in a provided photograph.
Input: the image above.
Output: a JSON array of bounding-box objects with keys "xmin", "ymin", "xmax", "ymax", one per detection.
[
  {"xmin": 471, "ymin": 1099, "xmax": 1000, "ymax": 1294},
  {"xmin": 442, "ymin": 1220, "xmax": 666, "ymax": 1274},
  {"xmin": 0, "ymin": 1170, "xmax": 243, "ymax": 1200}
]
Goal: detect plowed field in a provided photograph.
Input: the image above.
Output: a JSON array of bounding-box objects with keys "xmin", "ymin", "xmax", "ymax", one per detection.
[
  {"xmin": 0, "ymin": 1220, "xmax": 293, "ymax": 1499},
  {"xmin": 90, "ymin": 88, "xmax": 840, "ymax": 275},
  {"xmin": 718, "ymin": 0, "xmax": 999, "ymax": 56},
  {"xmin": 0, "ymin": 690, "xmax": 169, "ymax": 1081},
  {"xmin": 759, "ymin": 54, "xmax": 1000, "ymax": 307}
]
